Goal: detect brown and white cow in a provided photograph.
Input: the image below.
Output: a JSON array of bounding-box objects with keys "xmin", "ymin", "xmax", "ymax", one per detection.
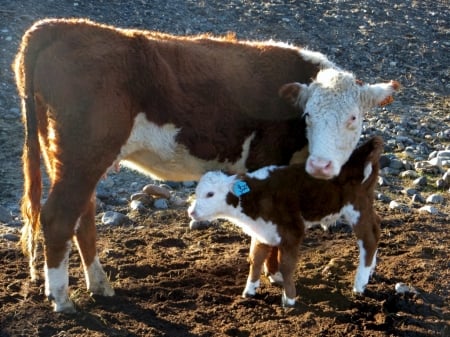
[
  {"xmin": 14, "ymin": 18, "xmax": 398, "ymax": 312},
  {"xmin": 189, "ymin": 136, "xmax": 383, "ymax": 307}
]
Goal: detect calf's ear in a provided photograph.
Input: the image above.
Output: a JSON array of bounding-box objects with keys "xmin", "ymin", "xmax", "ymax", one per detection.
[
  {"xmin": 278, "ymin": 82, "xmax": 308, "ymax": 106},
  {"xmin": 360, "ymin": 80, "xmax": 401, "ymax": 109}
]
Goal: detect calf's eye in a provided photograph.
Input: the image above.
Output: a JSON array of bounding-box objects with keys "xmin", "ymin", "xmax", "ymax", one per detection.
[{"xmin": 206, "ymin": 192, "xmax": 214, "ymax": 198}]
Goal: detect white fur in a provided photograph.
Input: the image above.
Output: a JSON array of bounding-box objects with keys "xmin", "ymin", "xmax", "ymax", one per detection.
[
  {"xmin": 362, "ymin": 162, "xmax": 373, "ymax": 184},
  {"xmin": 353, "ymin": 240, "xmax": 377, "ymax": 293},
  {"xmin": 85, "ymin": 256, "xmax": 115, "ymax": 296},
  {"xmin": 44, "ymin": 240, "xmax": 74, "ymax": 312},
  {"xmin": 303, "ymin": 203, "xmax": 361, "ymax": 230},
  {"xmin": 242, "ymin": 278, "xmax": 260, "ymax": 297},
  {"xmin": 282, "ymin": 291, "xmax": 296, "ymax": 307},
  {"xmin": 247, "ymin": 165, "xmax": 281, "ymax": 180},
  {"xmin": 189, "ymin": 171, "xmax": 281, "ymax": 246},
  {"xmin": 118, "ymin": 113, "xmax": 255, "ymax": 181}
]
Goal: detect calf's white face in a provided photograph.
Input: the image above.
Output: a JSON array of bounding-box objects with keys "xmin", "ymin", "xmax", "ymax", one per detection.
[
  {"xmin": 281, "ymin": 68, "xmax": 399, "ymax": 179},
  {"xmin": 188, "ymin": 171, "xmax": 232, "ymax": 221}
]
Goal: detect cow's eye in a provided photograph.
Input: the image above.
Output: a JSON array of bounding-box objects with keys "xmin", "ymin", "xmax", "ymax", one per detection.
[{"xmin": 206, "ymin": 192, "xmax": 214, "ymax": 198}]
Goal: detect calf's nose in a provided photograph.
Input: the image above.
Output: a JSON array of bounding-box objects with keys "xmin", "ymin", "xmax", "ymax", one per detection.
[{"xmin": 306, "ymin": 157, "xmax": 334, "ymax": 179}]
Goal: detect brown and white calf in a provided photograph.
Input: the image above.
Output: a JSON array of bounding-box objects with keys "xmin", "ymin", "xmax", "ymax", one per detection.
[
  {"xmin": 189, "ymin": 137, "xmax": 383, "ymax": 307},
  {"xmin": 14, "ymin": 17, "xmax": 398, "ymax": 312}
]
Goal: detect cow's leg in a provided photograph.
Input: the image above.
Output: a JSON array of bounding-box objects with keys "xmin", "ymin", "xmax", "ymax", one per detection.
[
  {"xmin": 41, "ymin": 167, "xmax": 111, "ymax": 312},
  {"xmin": 73, "ymin": 194, "xmax": 114, "ymax": 297},
  {"xmin": 278, "ymin": 242, "xmax": 300, "ymax": 307},
  {"xmin": 41, "ymin": 191, "xmax": 82, "ymax": 313},
  {"xmin": 352, "ymin": 211, "xmax": 381, "ymax": 294},
  {"xmin": 242, "ymin": 238, "xmax": 271, "ymax": 298},
  {"xmin": 263, "ymin": 247, "xmax": 284, "ymax": 285}
]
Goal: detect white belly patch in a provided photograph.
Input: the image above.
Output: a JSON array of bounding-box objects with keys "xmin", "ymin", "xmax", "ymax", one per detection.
[{"xmin": 116, "ymin": 113, "xmax": 255, "ymax": 181}]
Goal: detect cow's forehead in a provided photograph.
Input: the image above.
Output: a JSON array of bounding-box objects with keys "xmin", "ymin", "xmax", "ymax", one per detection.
[{"xmin": 306, "ymin": 69, "xmax": 361, "ymax": 118}]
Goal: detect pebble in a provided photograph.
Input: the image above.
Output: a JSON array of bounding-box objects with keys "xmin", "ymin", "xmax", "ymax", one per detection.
[
  {"xmin": 143, "ymin": 184, "xmax": 171, "ymax": 199},
  {"xmin": 418, "ymin": 205, "xmax": 438, "ymax": 215},
  {"xmin": 426, "ymin": 194, "xmax": 444, "ymax": 204},
  {"xmin": 101, "ymin": 211, "xmax": 128, "ymax": 226},
  {"xmin": 389, "ymin": 200, "xmax": 410, "ymax": 212},
  {"xmin": 153, "ymin": 198, "xmax": 169, "ymax": 209},
  {"xmin": 395, "ymin": 282, "xmax": 419, "ymax": 295},
  {"xmin": 2, "ymin": 233, "xmax": 19, "ymax": 242},
  {"xmin": 412, "ymin": 176, "xmax": 427, "ymax": 187},
  {"xmin": 0, "ymin": 206, "xmax": 12, "ymax": 224},
  {"xmin": 399, "ymin": 170, "xmax": 419, "ymax": 179},
  {"xmin": 411, "ymin": 194, "xmax": 425, "ymax": 204},
  {"xmin": 130, "ymin": 200, "xmax": 146, "ymax": 211}
]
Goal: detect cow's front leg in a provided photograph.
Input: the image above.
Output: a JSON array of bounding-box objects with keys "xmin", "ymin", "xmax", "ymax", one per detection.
[{"xmin": 243, "ymin": 238, "xmax": 271, "ymax": 298}]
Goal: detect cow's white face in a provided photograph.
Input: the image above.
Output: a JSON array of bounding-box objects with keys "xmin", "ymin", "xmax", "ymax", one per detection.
[
  {"xmin": 188, "ymin": 171, "xmax": 233, "ymax": 221},
  {"xmin": 280, "ymin": 68, "xmax": 399, "ymax": 179}
]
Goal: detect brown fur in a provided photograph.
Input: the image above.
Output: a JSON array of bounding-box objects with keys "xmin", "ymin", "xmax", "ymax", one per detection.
[
  {"xmin": 14, "ymin": 18, "xmax": 324, "ymax": 305},
  {"xmin": 227, "ymin": 137, "xmax": 383, "ymax": 302}
]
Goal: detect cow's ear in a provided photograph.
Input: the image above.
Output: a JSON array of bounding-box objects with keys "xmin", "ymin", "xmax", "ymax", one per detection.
[
  {"xmin": 361, "ymin": 80, "xmax": 401, "ymax": 109},
  {"xmin": 278, "ymin": 82, "xmax": 308, "ymax": 106}
]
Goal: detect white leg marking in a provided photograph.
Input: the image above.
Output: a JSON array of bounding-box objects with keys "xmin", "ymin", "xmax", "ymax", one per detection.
[
  {"xmin": 353, "ymin": 240, "xmax": 376, "ymax": 294},
  {"xmin": 242, "ymin": 278, "xmax": 260, "ymax": 298},
  {"xmin": 268, "ymin": 271, "xmax": 284, "ymax": 285},
  {"xmin": 282, "ymin": 291, "xmax": 296, "ymax": 307},
  {"xmin": 44, "ymin": 240, "xmax": 75, "ymax": 313},
  {"xmin": 85, "ymin": 255, "xmax": 115, "ymax": 296}
]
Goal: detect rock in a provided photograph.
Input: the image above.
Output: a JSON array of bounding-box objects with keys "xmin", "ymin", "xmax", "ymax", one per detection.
[
  {"xmin": 426, "ymin": 194, "xmax": 444, "ymax": 204},
  {"xmin": 377, "ymin": 176, "xmax": 390, "ymax": 186},
  {"xmin": 436, "ymin": 179, "xmax": 446, "ymax": 189},
  {"xmin": 2, "ymin": 233, "xmax": 19, "ymax": 242},
  {"xmin": 411, "ymin": 194, "xmax": 425, "ymax": 204},
  {"xmin": 170, "ymin": 195, "xmax": 187, "ymax": 207},
  {"xmin": 395, "ymin": 282, "xmax": 418, "ymax": 294},
  {"xmin": 399, "ymin": 170, "xmax": 419, "ymax": 179},
  {"xmin": 389, "ymin": 200, "xmax": 410, "ymax": 212},
  {"xmin": 101, "ymin": 211, "xmax": 128, "ymax": 226},
  {"xmin": 143, "ymin": 184, "xmax": 171, "ymax": 199},
  {"xmin": 404, "ymin": 188, "xmax": 418, "ymax": 197},
  {"xmin": 418, "ymin": 205, "xmax": 438, "ymax": 215},
  {"xmin": 130, "ymin": 200, "xmax": 145, "ymax": 211},
  {"xmin": 376, "ymin": 193, "xmax": 391, "ymax": 203},
  {"xmin": 389, "ymin": 159, "xmax": 404, "ymax": 170},
  {"xmin": 153, "ymin": 198, "xmax": 169, "ymax": 209},
  {"xmin": 130, "ymin": 192, "xmax": 153, "ymax": 206},
  {"xmin": 0, "ymin": 206, "xmax": 12, "ymax": 224},
  {"xmin": 412, "ymin": 176, "xmax": 427, "ymax": 187}
]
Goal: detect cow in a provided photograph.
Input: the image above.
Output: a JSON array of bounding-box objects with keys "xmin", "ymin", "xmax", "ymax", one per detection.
[
  {"xmin": 188, "ymin": 136, "xmax": 383, "ymax": 307},
  {"xmin": 14, "ymin": 18, "xmax": 399, "ymax": 312}
]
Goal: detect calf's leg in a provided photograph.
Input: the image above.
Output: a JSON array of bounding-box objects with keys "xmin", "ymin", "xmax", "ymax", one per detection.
[
  {"xmin": 243, "ymin": 238, "xmax": 271, "ymax": 298},
  {"xmin": 278, "ymin": 242, "xmax": 300, "ymax": 307},
  {"xmin": 352, "ymin": 211, "xmax": 381, "ymax": 293},
  {"xmin": 263, "ymin": 247, "xmax": 284, "ymax": 285}
]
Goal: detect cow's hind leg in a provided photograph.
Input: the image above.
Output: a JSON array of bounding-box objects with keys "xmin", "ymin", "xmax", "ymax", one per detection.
[
  {"xmin": 352, "ymin": 211, "xmax": 381, "ymax": 294},
  {"xmin": 74, "ymin": 194, "xmax": 114, "ymax": 297},
  {"xmin": 264, "ymin": 247, "xmax": 284, "ymax": 285},
  {"xmin": 41, "ymin": 170, "xmax": 110, "ymax": 312},
  {"xmin": 243, "ymin": 238, "xmax": 271, "ymax": 298}
]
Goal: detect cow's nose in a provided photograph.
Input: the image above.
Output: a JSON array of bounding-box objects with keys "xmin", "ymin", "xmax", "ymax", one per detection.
[{"xmin": 306, "ymin": 157, "xmax": 334, "ymax": 179}]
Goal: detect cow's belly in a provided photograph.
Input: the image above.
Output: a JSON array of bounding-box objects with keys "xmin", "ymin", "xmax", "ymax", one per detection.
[{"xmin": 117, "ymin": 113, "xmax": 254, "ymax": 182}]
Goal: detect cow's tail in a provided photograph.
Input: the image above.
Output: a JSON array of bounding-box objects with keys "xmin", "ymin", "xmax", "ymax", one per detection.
[{"xmin": 14, "ymin": 20, "xmax": 58, "ymax": 280}]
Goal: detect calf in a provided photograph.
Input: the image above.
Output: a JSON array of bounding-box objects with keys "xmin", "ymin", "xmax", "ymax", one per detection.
[
  {"xmin": 189, "ymin": 136, "xmax": 383, "ymax": 306},
  {"xmin": 15, "ymin": 18, "xmax": 398, "ymax": 312}
]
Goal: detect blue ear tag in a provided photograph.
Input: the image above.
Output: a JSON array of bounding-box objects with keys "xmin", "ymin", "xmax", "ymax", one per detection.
[{"xmin": 232, "ymin": 180, "xmax": 250, "ymax": 197}]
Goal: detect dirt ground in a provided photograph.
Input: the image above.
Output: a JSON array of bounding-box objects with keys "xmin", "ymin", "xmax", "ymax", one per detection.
[{"xmin": 0, "ymin": 1, "xmax": 449, "ymax": 336}]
